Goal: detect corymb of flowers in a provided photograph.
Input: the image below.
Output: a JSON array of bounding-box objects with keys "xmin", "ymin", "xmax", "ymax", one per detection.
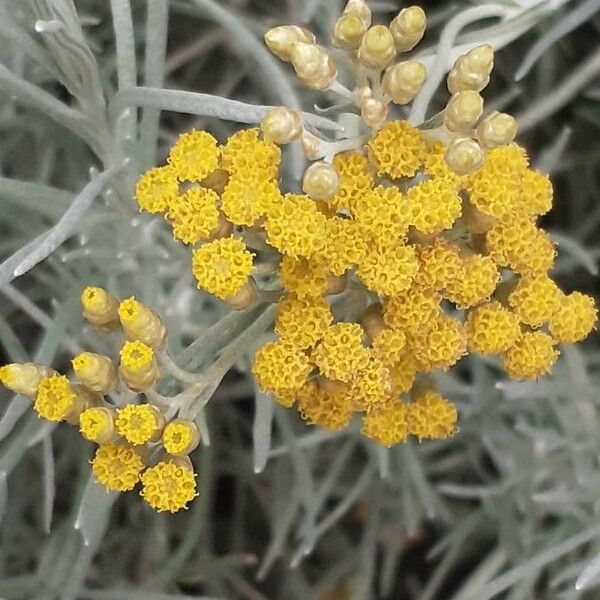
[{"xmin": 1, "ymin": 0, "xmax": 597, "ymax": 512}]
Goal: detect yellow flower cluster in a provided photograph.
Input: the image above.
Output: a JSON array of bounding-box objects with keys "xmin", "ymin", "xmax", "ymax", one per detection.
[
  {"xmin": 1, "ymin": 288, "xmax": 200, "ymax": 512},
  {"xmin": 130, "ymin": 0, "xmax": 597, "ymax": 447}
]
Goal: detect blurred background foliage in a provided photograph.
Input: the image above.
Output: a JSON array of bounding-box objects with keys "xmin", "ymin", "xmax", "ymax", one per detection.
[{"xmin": 0, "ymin": 0, "xmax": 599, "ymax": 599}]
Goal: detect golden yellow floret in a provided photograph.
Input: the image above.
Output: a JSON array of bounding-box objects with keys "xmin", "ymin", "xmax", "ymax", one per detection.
[
  {"xmin": 383, "ymin": 285, "xmax": 441, "ymax": 332},
  {"xmin": 135, "ymin": 166, "xmax": 179, "ymax": 214},
  {"xmin": 162, "ymin": 419, "xmax": 200, "ymax": 456},
  {"xmin": 389, "ymin": 351, "xmax": 418, "ymax": 395},
  {"xmin": 414, "ymin": 238, "xmax": 463, "ymax": 291},
  {"xmin": 413, "ymin": 314, "xmax": 467, "ymax": 371},
  {"xmin": 252, "ymin": 340, "xmax": 312, "ymax": 394},
  {"xmin": 275, "ymin": 295, "xmax": 333, "ymax": 349},
  {"xmin": 119, "ymin": 340, "xmax": 154, "ymax": 374},
  {"xmin": 444, "ymin": 254, "xmax": 499, "ymax": 309},
  {"xmin": 311, "ymin": 323, "xmax": 370, "ymax": 383},
  {"xmin": 356, "ymin": 243, "xmax": 418, "ymax": 296},
  {"xmin": 34, "ymin": 374, "xmax": 77, "ymax": 422},
  {"xmin": 116, "ymin": 403, "xmax": 163, "ymax": 446},
  {"xmin": 140, "ymin": 460, "xmax": 198, "ymax": 513},
  {"xmin": 508, "ymin": 275, "xmax": 561, "ymax": 328},
  {"xmin": 548, "ymin": 292, "xmax": 597, "ymax": 344},
  {"xmin": 265, "ymin": 194, "xmax": 327, "ymax": 258},
  {"xmin": 465, "ymin": 302, "xmax": 521, "ymax": 354},
  {"xmin": 165, "ymin": 187, "xmax": 219, "ymax": 244},
  {"xmin": 220, "ymin": 128, "xmax": 280, "ymax": 179},
  {"xmin": 520, "ymin": 170, "xmax": 553, "ymax": 217},
  {"xmin": 91, "ymin": 443, "xmax": 145, "ymax": 492},
  {"xmin": 329, "ymin": 152, "xmax": 374, "ymax": 211},
  {"xmin": 361, "ymin": 400, "xmax": 408, "ymax": 447},
  {"xmin": 79, "ymin": 407, "xmax": 116, "ymax": 444},
  {"xmin": 407, "ymin": 391, "xmax": 457, "ymax": 441},
  {"xmin": 407, "ymin": 179, "xmax": 462, "ymax": 234},
  {"xmin": 350, "ymin": 356, "xmax": 391, "ymax": 410},
  {"xmin": 322, "ymin": 217, "xmax": 368, "ymax": 276},
  {"xmin": 221, "ymin": 175, "xmax": 281, "ymax": 226},
  {"xmin": 167, "ymin": 130, "xmax": 219, "ymax": 181},
  {"xmin": 297, "ymin": 380, "xmax": 354, "ymax": 431},
  {"xmin": 367, "ymin": 120, "xmax": 427, "ymax": 179},
  {"xmin": 279, "ymin": 255, "xmax": 330, "ymax": 298},
  {"xmin": 191, "ymin": 237, "xmax": 254, "ymax": 300},
  {"xmin": 371, "ymin": 328, "xmax": 407, "ymax": 363},
  {"xmin": 502, "ymin": 331, "xmax": 559, "ymax": 379},
  {"xmin": 423, "ymin": 142, "xmax": 466, "ymax": 189}
]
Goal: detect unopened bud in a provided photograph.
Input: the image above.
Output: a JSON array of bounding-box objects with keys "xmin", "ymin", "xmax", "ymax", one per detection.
[
  {"xmin": 72, "ymin": 352, "xmax": 117, "ymax": 395},
  {"xmin": 118, "ymin": 296, "xmax": 166, "ymax": 349},
  {"xmin": 260, "ymin": 107, "xmax": 303, "ymax": 145},
  {"xmin": 444, "ymin": 90, "xmax": 484, "ymax": 131},
  {"xmin": 390, "ymin": 6, "xmax": 426, "ymax": 52},
  {"xmin": 302, "ymin": 161, "xmax": 339, "ymax": 201},
  {"xmin": 162, "ymin": 419, "xmax": 201, "ymax": 456},
  {"xmin": 79, "ymin": 406, "xmax": 117, "ymax": 444},
  {"xmin": 477, "ymin": 111, "xmax": 517, "ymax": 148},
  {"xmin": 119, "ymin": 340, "xmax": 160, "ymax": 392},
  {"xmin": 226, "ymin": 277, "xmax": 258, "ymax": 311},
  {"xmin": 343, "ymin": 0, "xmax": 372, "ymax": 27},
  {"xmin": 264, "ymin": 25, "xmax": 315, "ymax": 62},
  {"xmin": 81, "ymin": 286, "xmax": 119, "ymax": 331},
  {"xmin": 333, "ymin": 13, "xmax": 366, "ymax": 50},
  {"xmin": 360, "ymin": 97, "xmax": 388, "ymax": 129},
  {"xmin": 448, "ymin": 45, "xmax": 494, "ymax": 93},
  {"xmin": 0, "ymin": 363, "xmax": 55, "ymax": 397},
  {"xmin": 382, "ymin": 60, "xmax": 426, "ymax": 105},
  {"xmin": 290, "ymin": 42, "xmax": 336, "ymax": 90},
  {"xmin": 444, "ymin": 137, "xmax": 484, "ymax": 175},
  {"xmin": 357, "ymin": 25, "xmax": 396, "ymax": 69}
]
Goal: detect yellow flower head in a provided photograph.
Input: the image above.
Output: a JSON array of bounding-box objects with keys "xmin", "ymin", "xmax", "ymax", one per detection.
[
  {"xmin": 162, "ymin": 419, "xmax": 200, "ymax": 456},
  {"xmin": 322, "ymin": 217, "xmax": 368, "ymax": 276},
  {"xmin": 423, "ymin": 141, "xmax": 466, "ymax": 189},
  {"xmin": 252, "ymin": 340, "xmax": 312, "ymax": 394},
  {"xmin": 191, "ymin": 237, "xmax": 254, "ymax": 300},
  {"xmin": 220, "ymin": 128, "xmax": 280, "ymax": 179},
  {"xmin": 135, "ymin": 165, "xmax": 179, "ymax": 214},
  {"xmin": 329, "ymin": 152, "xmax": 374, "ymax": 211},
  {"xmin": 140, "ymin": 460, "xmax": 198, "ymax": 513},
  {"xmin": 508, "ymin": 275, "xmax": 561, "ymax": 328},
  {"xmin": 165, "ymin": 187, "xmax": 219, "ymax": 244},
  {"xmin": 34, "ymin": 374, "xmax": 76, "ymax": 422},
  {"xmin": 444, "ymin": 254, "xmax": 499, "ymax": 309},
  {"xmin": 361, "ymin": 400, "xmax": 408, "ymax": 447},
  {"xmin": 119, "ymin": 340, "xmax": 154, "ymax": 374},
  {"xmin": 371, "ymin": 328, "xmax": 407, "ymax": 363},
  {"xmin": 356, "ymin": 243, "xmax": 418, "ymax": 296},
  {"xmin": 465, "ymin": 302, "xmax": 521, "ymax": 354},
  {"xmin": 414, "ymin": 238, "xmax": 463, "ymax": 291},
  {"xmin": 407, "ymin": 179, "xmax": 462, "ymax": 234},
  {"xmin": 275, "ymin": 294, "xmax": 333, "ymax": 349},
  {"xmin": 167, "ymin": 130, "xmax": 219, "ymax": 181},
  {"xmin": 389, "ymin": 351, "xmax": 418, "ymax": 395},
  {"xmin": 413, "ymin": 314, "xmax": 467, "ymax": 371},
  {"xmin": 91, "ymin": 443, "xmax": 144, "ymax": 492},
  {"xmin": 350, "ymin": 356, "xmax": 392, "ymax": 410},
  {"xmin": 408, "ymin": 391, "xmax": 458, "ymax": 441},
  {"xmin": 311, "ymin": 323, "xmax": 370, "ymax": 382},
  {"xmin": 115, "ymin": 404, "xmax": 163, "ymax": 446},
  {"xmin": 367, "ymin": 120, "xmax": 427, "ymax": 179},
  {"xmin": 520, "ymin": 169, "xmax": 553, "ymax": 217},
  {"xmin": 383, "ymin": 285, "xmax": 441, "ymax": 332},
  {"xmin": 549, "ymin": 292, "xmax": 597, "ymax": 344},
  {"xmin": 79, "ymin": 407, "xmax": 115, "ymax": 444},
  {"xmin": 279, "ymin": 255, "xmax": 330, "ymax": 298},
  {"xmin": 221, "ymin": 175, "xmax": 281, "ymax": 226},
  {"xmin": 265, "ymin": 194, "xmax": 327, "ymax": 258},
  {"xmin": 502, "ymin": 331, "xmax": 559, "ymax": 379},
  {"xmin": 297, "ymin": 380, "xmax": 354, "ymax": 431}
]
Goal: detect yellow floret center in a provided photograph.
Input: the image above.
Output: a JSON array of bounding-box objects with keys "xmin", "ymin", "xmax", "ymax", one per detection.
[{"xmin": 34, "ymin": 374, "xmax": 76, "ymax": 422}]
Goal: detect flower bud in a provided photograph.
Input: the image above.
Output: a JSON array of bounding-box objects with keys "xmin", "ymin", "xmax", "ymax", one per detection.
[
  {"xmin": 260, "ymin": 107, "xmax": 303, "ymax": 145},
  {"xmin": 390, "ymin": 6, "xmax": 426, "ymax": 52},
  {"xmin": 118, "ymin": 296, "xmax": 166, "ymax": 349},
  {"xmin": 444, "ymin": 137, "xmax": 484, "ymax": 175},
  {"xmin": 444, "ymin": 90, "xmax": 484, "ymax": 131},
  {"xmin": 0, "ymin": 363, "xmax": 55, "ymax": 397},
  {"xmin": 72, "ymin": 352, "xmax": 118, "ymax": 395},
  {"xmin": 448, "ymin": 45, "xmax": 494, "ymax": 93},
  {"xmin": 332, "ymin": 13, "xmax": 367, "ymax": 50},
  {"xmin": 79, "ymin": 406, "xmax": 117, "ymax": 444},
  {"xmin": 354, "ymin": 86, "xmax": 373, "ymax": 105},
  {"xmin": 357, "ymin": 25, "xmax": 396, "ymax": 69},
  {"xmin": 343, "ymin": 0, "xmax": 372, "ymax": 27},
  {"xmin": 264, "ymin": 25, "xmax": 315, "ymax": 62},
  {"xmin": 382, "ymin": 60, "xmax": 426, "ymax": 105},
  {"xmin": 81, "ymin": 286, "xmax": 119, "ymax": 331},
  {"xmin": 477, "ymin": 111, "xmax": 517, "ymax": 148},
  {"xmin": 290, "ymin": 42, "xmax": 336, "ymax": 90},
  {"xmin": 226, "ymin": 277, "xmax": 258, "ymax": 311},
  {"xmin": 302, "ymin": 161, "xmax": 339, "ymax": 201},
  {"xmin": 360, "ymin": 97, "xmax": 388, "ymax": 129},
  {"xmin": 119, "ymin": 340, "xmax": 160, "ymax": 392},
  {"xmin": 162, "ymin": 419, "xmax": 201, "ymax": 456}
]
